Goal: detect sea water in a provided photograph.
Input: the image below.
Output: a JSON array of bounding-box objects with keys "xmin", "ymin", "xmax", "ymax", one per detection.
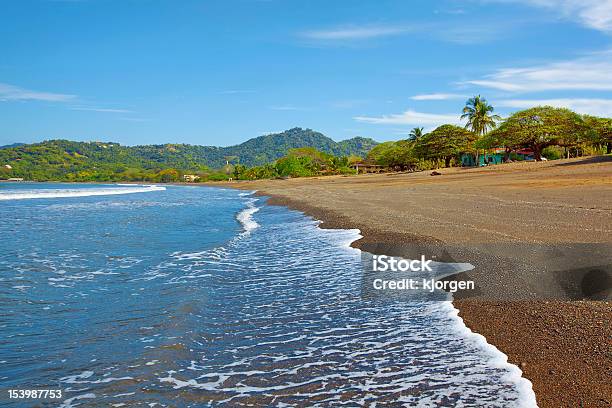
[{"xmin": 0, "ymin": 183, "xmax": 537, "ymax": 407}]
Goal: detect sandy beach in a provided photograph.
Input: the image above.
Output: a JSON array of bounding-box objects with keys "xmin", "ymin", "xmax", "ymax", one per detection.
[{"xmin": 217, "ymin": 156, "xmax": 612, "ymax": 407}]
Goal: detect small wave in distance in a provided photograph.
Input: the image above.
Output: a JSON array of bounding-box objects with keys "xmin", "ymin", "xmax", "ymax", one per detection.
[{"xmin": 0, "ymin": 184, "xmax": 165, "ymax": 200}]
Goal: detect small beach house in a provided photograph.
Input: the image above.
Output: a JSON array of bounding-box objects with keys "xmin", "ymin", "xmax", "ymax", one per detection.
[
  {"xmin": 461, "ymin": 149, "xmax": 505, "ymax": 167},
  {"xmin": 351, "ymin": 161, "xmax": 386, "ymax": 174},
  {"xmin": 182, "ymin": 174, "xmax": 200, "ymax": 182}
]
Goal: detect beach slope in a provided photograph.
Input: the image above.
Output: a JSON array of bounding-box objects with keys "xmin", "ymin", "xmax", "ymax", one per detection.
[{"xmin": 218, "ymin": 156, "xmax": 612, "ymax": 407}]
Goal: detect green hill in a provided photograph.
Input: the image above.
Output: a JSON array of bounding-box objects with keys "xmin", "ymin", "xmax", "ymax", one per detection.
[
  {"xmin": 0, "ymin": 142, "xmax": 25, "ymax": 149},
  {"xmin": 0, "ymin": 128, "xmax": 378, "ymax": 181}
]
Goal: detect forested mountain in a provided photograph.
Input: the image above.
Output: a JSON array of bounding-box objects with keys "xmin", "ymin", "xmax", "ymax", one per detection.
[
  {"xmin": 221, "ymin": 128, "xmax": 377, "ymax": 166},
  {"xmin": 0, "ymin": 128, "xmax": 378, "ymax": 181},
  {"xmin": 0, "ymin": 143, "xmax": 25, "ymax": 149}
]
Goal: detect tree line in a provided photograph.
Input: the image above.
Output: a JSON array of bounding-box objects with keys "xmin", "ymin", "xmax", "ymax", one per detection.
[
  {"xmin": 0, "ymin": 130, "xmax": 375, "ymax": 182},
  {"xmin": 366, "ymin": 97, "xmax": 611, "ymax": 170},
  {"xmin": 1, "ymin": 99, "xmax": 610, "ymax": 182}
]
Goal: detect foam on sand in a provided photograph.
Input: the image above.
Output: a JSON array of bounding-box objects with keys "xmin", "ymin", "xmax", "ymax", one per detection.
[
  {"xmin": 332, "ymin": 221, "xmax": 539, "ymax": 407},
  {"xmin": 441, "ymin": 301, "xmax": 539, "ymax": 407},
  {"xmin": 0, "ymin": 185, "xmax": 165, "ymax": 200}
]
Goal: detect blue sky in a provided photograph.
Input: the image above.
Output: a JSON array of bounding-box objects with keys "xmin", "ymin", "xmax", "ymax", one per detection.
[{"xmin": 1, "ymin": 0, "xmax": 611, "ymax": 146}]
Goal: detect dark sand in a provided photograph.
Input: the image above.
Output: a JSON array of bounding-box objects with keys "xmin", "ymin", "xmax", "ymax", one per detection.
[{"xmin": 214, "ymin": 156, "xmax": 612, "ymax": 407}]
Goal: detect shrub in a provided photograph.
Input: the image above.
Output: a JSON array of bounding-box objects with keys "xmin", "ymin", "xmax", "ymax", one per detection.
[{"xmin": 542, "ymin": 146, "xmax": 563, "ymax": 160}]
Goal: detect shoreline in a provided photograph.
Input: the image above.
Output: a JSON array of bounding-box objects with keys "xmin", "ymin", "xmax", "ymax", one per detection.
[
  {"xmin": 214, "ymin": 156, "xmax": 612, "ymax": 408},
  {"xmin": 260, "ymin": 193, "xmax": 538, "ymax": 406},
  {"xmin": 3, "ymin": 159, "xmax": 611, "ymax": 406}
]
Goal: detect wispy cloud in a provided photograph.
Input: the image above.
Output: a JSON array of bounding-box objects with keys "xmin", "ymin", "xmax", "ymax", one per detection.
[
  {"xmin": 435, "ymin": 23, "xmax": 511, "ymax": 44},
  {"xmin": 410, "ymin": 93, "xmax": 467, "ymax": 101},
  {"xmin": 300, "ymin": 25, "xmax": 409, "ymax": 41},
  {"xmin": 354, "ymin": 109, "xmax": 460, "ymax": 126},
  {"xmin": 464, "ymin": 50, "xmax": 612, "ymax": 92},
  {"xmin": 300, "ymin": 21, "xmax": 513, "ymax": 45},
  {"xmin": 497, "ymin": 98, "xmax": 612, "ymax": 117},
  {"xmin": 70, "ymin": 107, "xmax": 133, "ymax": 113},
  {"xmin": 489, "ymin": 0, "xmax": 612, "ymax": 33},
  {"xmin": 0, "ymin": 82, "xmax": 75, "ymax": 102}
]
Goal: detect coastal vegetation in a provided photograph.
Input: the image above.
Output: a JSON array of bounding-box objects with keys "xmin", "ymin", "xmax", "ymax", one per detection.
[
  {"xmin": 231, "ymin": 147, "xmax": 359, "ymax": 180},
  {"xmin": 1, "ymin": 100, "xmax": 610, "ymax": 182},
  {"xmin": 0, "ymin": 129, "xmax": 376, "ymax": 182},
  {"xmin": 366, "ymin": 100, "xmax": 610, "ymax": 170},
  {"xmin": 477, "ymin": 107, "xmax": 592, "ymax": 161}
]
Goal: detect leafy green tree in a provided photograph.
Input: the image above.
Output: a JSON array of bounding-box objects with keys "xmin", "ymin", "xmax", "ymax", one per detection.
[
  {"xmin": 156, "ymin": 168, "xmax": 180, "ymax": 182},
  {"xmin": 415, "ymin": 124, "xmax": 477, "ymax": 167},
  {"xmin": 366, "ymin": 140, "xmax": 422, "ymax": 169},
  {"xmin": 328, "ymin": 155, "xmax": 349, "ymax": 172},
  {"xmin": 367, "ymin": 142, "xmax": 395, "ymax": 163},
  {"xmin": 246, "ymin": 163, "xmax": 278, "ymax": 179},
  {"xmin": 275, "ymin": 156, "xmax": 316, "ymax": 177},
  {"xmin": 287, "ymin": 147, "xmax": 331, "ymax": 165},
  {"xmin": 233, "ymin": 164, "xmax": 247, "ymax": 179},
  {"xmin": 479, "ymin": 106, "xmax": 589, "ymax": 161},
  {"xmin": 583, "ymin": 115, "xmax": 612, "ymax": 154}
]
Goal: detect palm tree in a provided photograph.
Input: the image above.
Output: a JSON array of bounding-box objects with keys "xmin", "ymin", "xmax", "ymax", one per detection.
[
  {"xmin": 461, "ymin": 95, "xmax": 501, "ymax": 165},
  {"xmin": 409, "ymin": 127, "xmax": 424, "ymax": 141}
]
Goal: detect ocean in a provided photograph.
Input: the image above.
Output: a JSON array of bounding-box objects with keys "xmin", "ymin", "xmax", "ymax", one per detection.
[{"xmin": 0, "ymin": 183, "xmax": 537, "ymax": 407}]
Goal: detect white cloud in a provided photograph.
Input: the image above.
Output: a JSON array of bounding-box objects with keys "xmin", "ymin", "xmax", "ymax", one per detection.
[
  {"xmin": 300, "ymin": 25, "xmax": 409, "ymax": 40},
  {"xmin": 495, "ymin": 0, "xmax": 612, "ymax": 33},
  {"xmin": 0, "ymin": 82, "xmax": 75, "ymax": 102},
  {"xmin": 465, "ymin": 51, "xmax": 612, "ymax": 92},
  {"xmin": 71, "ymin": 107, "xmax": 133, "ymax": 113},
  {"xmin": 410, "ymin": 93, "xmax": 467, "ymax": 101},
  {"xmin": 300, "ymin": 22, "xmax": 507, "ymax": 44},
  {"xmin": 354, "ymin": 109, "xmax": 461, "ymax": 126},
  {"xmin": 435, "ymin": 23, "xmax": 510, "ymax": 44},
  {"xmin": 497, "ymin": 98, "xmax": 612, "ymax": 117}
]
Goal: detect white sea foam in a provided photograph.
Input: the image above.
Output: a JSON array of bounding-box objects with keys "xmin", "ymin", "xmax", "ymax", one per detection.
[
  {"xmin": 315, "ymin": 222, "xmax": 362, "ymax": 254},
  {"xmin": 168, "ymin": 191, "xmax": 260, "ymax": 265},
  {"xmin": 310, "ymin": 217, "xmax": 538, "ymax": 407},
  {"xmin": 238, "ymin": 190, "xmax": 257, "ymax": 197},
  {"xmin": 155, "ymin": 208, "xmax": 538, "ymax": 406},
  {"xmin": 236, "ymin": 198, "xmax": 259, "ymax": 235},
  {"xmin": 58, "ymin": 393, "xmax": 96, "ymax": 408},
  {"xmin": 441, "ymin": 301, "xmax": 539, "ymax": 407},
  {"xmin": 60, "ymin": 370, "xmax": 134, "ymax": 385},
  {"xmin": 0, "ymin": 185, "xmax": 165, "ymax": 200}
]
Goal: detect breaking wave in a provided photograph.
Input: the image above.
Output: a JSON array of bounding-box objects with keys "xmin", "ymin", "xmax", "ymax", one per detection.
[
  {"xmin": 0, "ymin": 185, "xmax": 165, "ymax": 200},
  {"xmin": 236, "ymin": 198, "xmax": 260, "ymax": 235},
  {"xmin": 1, "ymin": 185, "xmax": 538, "ymax": 407}
]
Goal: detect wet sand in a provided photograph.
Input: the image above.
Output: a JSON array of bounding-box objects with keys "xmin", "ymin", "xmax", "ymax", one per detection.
[{"xmin": 214, "ymin": 156, "xmax": 612, "ymax": 407}]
